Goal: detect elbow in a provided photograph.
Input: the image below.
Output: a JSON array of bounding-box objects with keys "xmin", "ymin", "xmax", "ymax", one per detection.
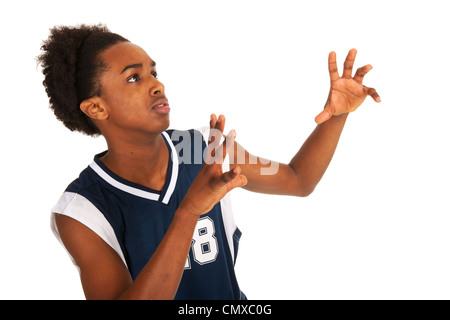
[
  {"xmin": 296, "ymin": 186, "xmax": 315, "ymax": 197},
  {"xmin": 292, "ymin": 181, "xmax": 316, "ymax": 197},
  {"xmin": 286, "ymin": 167, "xmax": 317, "ymax": 197}
]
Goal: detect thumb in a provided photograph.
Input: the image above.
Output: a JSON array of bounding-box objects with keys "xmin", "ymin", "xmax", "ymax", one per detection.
[{"xmin": 315, "ymin": 107, "xmax": 332, "ymax": 124}]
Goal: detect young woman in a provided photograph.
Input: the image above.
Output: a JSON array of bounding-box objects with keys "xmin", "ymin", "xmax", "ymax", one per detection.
[{"xmin": 39, "ymin": 24, "xmax": 380, "ymax": 300}]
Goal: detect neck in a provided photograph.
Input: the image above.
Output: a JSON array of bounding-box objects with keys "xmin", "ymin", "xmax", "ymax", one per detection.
[{"xmin": 100, "ymin": 132, "xmax": 169, "ymax": 191}]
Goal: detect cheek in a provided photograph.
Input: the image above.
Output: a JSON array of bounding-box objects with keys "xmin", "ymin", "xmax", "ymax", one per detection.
[
  {"xmin": 103, "ymin": 90, "xmax": 169, "ymax": 131},
  {"xmin": 104, "ymin": 89, "xmax": 147, "ymax": 120},
  {"xmin": 100, "ymin": 82, "xmax": 168, "ymax": 131}
]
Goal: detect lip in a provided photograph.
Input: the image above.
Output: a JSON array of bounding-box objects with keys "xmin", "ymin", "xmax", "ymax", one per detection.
[{"xmin": 151, "ymin": 98, "xmax": 170, "ymax": 114}]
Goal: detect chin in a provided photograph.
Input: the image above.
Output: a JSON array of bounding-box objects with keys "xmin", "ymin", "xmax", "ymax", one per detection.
[
  {"xmin": 161, "ymin": 117, "xmax": 170, "ymax": 131},
  {"xmin": 152, "ymin": 117, "xmax": 170, "ymax": 133}
]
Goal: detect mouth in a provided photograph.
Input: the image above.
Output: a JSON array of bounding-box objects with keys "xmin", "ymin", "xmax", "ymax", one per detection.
[{"xmin": 152, "ymin": 98, "xmax": 170, "ymax": 114}]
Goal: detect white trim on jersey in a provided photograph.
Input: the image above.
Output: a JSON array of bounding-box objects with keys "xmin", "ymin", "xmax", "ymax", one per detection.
[
  {"xmin": 88, "ymin": 132, "xmax": 179, "ymax": 204},
  {"xmin": 50, "ymin": 192, "xmax": 128, "ymax": 268},
  {"xmin": 161, "ymin": 131, "xmax": 179, "ymax": 205},
  {"xmin": 220, "ymin": 193, "xmax": 238, "ymax": 263},
  {"xmin": 89, "ymin": 161, "xmax": 160, "ymax": 201}
]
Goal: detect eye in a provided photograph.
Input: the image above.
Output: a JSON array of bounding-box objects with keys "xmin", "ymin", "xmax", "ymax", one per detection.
[
  {"xmin": 127, "ymin": 74, "xmax": 141, "ymax": 83},
  {"xmin": 151, "ymin": 71, "xmax": 158, "ymax": 79}
]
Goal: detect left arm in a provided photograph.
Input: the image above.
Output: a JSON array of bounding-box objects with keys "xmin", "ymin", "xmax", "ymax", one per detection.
[
  {"xmin": 231, "ymin": 112, "xmax": 350, "ymax": 197},
  {"xmin": 220, "ymin": 48, "xmax": 380, "ymax": 197}
]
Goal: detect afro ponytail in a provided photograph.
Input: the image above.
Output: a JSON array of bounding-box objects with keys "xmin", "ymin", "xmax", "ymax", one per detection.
[{"xmin": 38, "ymin": 24, "xmax": 128, "ymax": 136}]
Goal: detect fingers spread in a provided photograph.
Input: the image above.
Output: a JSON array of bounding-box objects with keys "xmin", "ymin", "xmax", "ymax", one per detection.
[{"xmin": 342, "ymin": 48, "xmax": 357, "ymax": 78}]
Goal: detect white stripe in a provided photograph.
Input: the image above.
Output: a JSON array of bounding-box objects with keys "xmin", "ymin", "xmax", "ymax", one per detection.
[
  {"xmin": 161, "ymin": 131, "xmax": 179, "ymax": 205},
  {"xmin": 51, "ymin": 192, "xmax": 127, "ymax": 267},
  {"xmin": 220, "ymin": 144, "xmax": 236, "ymax": 262},
  {"xmin": 89, "ymin": 161, "xmax": 160, "ymax": 201},
  {"xmin": 220, "ymin": 194, "xmax": 237, "ymax": 263}
]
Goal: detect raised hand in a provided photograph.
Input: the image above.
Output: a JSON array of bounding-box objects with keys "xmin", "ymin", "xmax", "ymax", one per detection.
[
  {"xmin": 178, "ymin": 114, "xmax": 247, "ymax": 216},
  {"xmin": 315, "ymin": 49, "xmax": 381, "ymax": 124}
]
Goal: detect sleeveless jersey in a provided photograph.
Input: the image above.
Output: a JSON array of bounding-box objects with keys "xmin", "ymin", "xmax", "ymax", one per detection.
[{"xmin": 50, "ymin": 129, "xmax": 244, "ymax": 299}]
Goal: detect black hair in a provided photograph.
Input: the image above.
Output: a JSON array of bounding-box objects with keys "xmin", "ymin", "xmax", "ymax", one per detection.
[{"xmin": 37, "ymin": 24, "xmax": 129, "ymax": 136}]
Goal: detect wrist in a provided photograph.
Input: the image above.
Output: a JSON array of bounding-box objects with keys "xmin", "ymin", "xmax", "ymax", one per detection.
[{"xmin": 175, "ymin": 204, "xmax": 202, "ymax": 221}]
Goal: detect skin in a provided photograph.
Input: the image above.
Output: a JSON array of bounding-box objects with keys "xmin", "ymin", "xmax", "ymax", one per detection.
[
  {"xmin": 55, "ymin": 42, "xmax": 380, "ymax": 300},
  {"xmin": 225, "ymin": 49, "xmax": 380, "ymax": 196}
]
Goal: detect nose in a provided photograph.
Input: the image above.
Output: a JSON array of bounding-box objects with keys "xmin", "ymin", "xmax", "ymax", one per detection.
[{"xmin": 150, "ymin": 78, "xmax": 165, "ymax": 97}]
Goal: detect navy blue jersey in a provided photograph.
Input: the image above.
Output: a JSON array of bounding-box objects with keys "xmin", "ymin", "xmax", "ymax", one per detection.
[{"xmin": 51, "ymin": 129, "xmax": 244, "ymax": 300}]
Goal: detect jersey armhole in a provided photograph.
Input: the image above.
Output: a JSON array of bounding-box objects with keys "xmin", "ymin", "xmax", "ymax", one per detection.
[{"xmin": 50, "ymin": 192, "xmax": 128, "ymax": 269}]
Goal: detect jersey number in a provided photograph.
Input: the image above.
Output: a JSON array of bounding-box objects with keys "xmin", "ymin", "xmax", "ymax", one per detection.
[{"xmin": 185, "ymin": 217, "xmax": 218, "ymax": 269}]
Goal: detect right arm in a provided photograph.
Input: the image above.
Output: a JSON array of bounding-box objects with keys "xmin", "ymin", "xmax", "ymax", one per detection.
[
  {"xmin": 55, "ymin": 205, "xmax": 200, "ymax": 300},
  {"xmin": 55, "ymin": 126, "xmax": 247, "ymax": 300}
]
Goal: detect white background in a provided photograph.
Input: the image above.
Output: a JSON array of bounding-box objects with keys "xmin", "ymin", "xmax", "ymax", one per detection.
[{"xmin": 1, "ymin": 0, "xmax": 449, "ymax": 299}]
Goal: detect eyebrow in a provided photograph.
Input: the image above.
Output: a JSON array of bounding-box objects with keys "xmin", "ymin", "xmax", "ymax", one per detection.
[{"xmin": 120, "ymin": 61, "xmax": 156, "ymax": 74}]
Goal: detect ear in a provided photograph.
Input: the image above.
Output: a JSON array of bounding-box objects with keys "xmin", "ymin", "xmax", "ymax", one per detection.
[{"xmin": 80, "ymin": 99, "xmax": 109, "ymax": 121}]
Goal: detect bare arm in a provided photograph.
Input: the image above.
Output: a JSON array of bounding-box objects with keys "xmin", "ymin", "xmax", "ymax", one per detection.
[
  {"xmin": 224, "ymin": 49, "xmax": 380, "ymax": 196},
  {"xmin": 225, "ymin": 113, "xmax": 349, "ymax": 197},
  {"xmin": 55, "ymin": 208, "xmax": 198, "ymax": 300}
]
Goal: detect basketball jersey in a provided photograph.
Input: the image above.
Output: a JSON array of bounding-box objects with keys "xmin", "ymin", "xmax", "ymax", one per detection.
[{"xmin": 50, "ymin": 129, "xmax": 245, "ymax": 300}]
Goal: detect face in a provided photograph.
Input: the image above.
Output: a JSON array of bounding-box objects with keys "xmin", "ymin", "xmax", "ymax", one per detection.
[{"xmin": 96, "ymin": 42, "xmax": 170, "ymax": 137}]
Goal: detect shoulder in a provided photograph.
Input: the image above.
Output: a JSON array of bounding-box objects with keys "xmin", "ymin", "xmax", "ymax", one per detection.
[
  {"xmin": 52, "ymin": 211, "xmax": 132, "ymax": 299},
  {"xmin": 51, "ymin": 164, "xmax": 101, "ymax": 218},
  {"xmin": 51, "ymin": 165, "xmax": 127, "ymax": 267},
  {"xmin": 52, "ymin": 164, "xmax": 108, "ymax": 221}
]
